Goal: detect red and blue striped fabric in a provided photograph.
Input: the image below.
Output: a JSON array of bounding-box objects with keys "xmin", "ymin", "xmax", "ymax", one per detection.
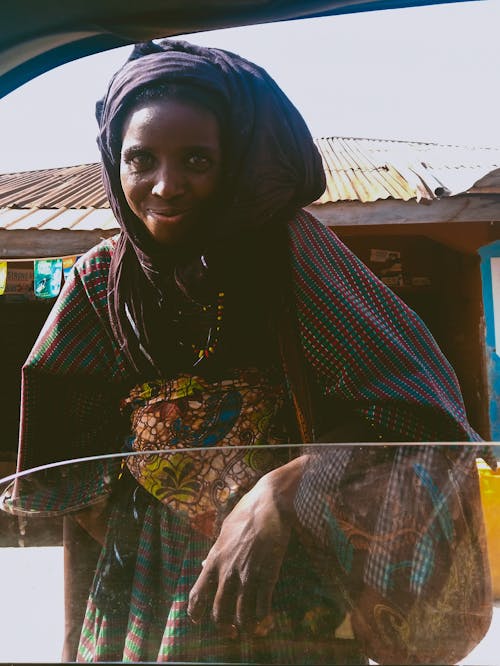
[
  {"xmin": 290, "ymin": 210, "xmax": 478, "ymax": 443},
  {"xmin": 3, "ymin": 210, "xmax": 486, "ymax": 663},
  {"xmin": 6, "ymin": 210, "xmax": 480, "ymax": 516}
]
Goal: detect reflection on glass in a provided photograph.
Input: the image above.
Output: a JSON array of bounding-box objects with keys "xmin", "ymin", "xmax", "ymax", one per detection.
[
  {"xmin": 0, "ymin": 443, "xmax": 497, "ymax": 664},
  {"xmin": 1, "ymin": 13, "xmax": 500, "ymax": 666}
]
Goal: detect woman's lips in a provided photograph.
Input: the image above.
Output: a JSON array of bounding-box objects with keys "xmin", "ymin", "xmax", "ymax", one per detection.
[{"xmin": 146, "ymin": 208, "xmax": 191, "ymax": 223}]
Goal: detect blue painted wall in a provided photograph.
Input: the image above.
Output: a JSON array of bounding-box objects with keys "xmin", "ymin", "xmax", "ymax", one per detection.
[{"xmin": 479, "ymin": 241, "xmax": 500, "ymax": 443}]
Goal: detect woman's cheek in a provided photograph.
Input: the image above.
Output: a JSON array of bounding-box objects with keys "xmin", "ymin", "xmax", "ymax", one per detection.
[{"xmin": 121, "ymin": 173, "xmax": 145, "ymax": 210}]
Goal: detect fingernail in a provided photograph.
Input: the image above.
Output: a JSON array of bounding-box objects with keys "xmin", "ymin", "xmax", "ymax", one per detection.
[
  {"xmin": 253, "ymin": 614, "xmax": 274, "ymax": 637},
  {"xmin": 220, "ymin": 623, "xmax": 239, "ymax": 640},
  {"xmin": 187, "ymin": 609, "xmax": 201, "ymax": 625}
]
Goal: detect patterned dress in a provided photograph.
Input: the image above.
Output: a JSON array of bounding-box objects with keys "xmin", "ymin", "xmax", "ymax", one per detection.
[{"xmin": 2, "ymin": 211, "xmax": 491, "ymax": 663}]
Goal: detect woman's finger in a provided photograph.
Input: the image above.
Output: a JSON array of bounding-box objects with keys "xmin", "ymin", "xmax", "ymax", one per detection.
[
  {"xmin": 253, "ymin": 614, "xmax": 275, "ymax": 638},
  {"xmin": 254, "ymin": 577, "xmax": 276, "ymax": 629},
  {"xmin": 235, "ymin": 576, "xmax": 258, "ymax": 631},
  {"xmin": 211, "ymin": 572, "xmax": 239, "ymax": 627},
  {"xmin": 188, "ymin": 566, "xmax": 217, "ymax": 623}
]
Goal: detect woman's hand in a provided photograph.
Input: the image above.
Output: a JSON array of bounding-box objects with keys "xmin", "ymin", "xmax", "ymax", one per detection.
[{"xmin": 187, "ymin": 456, "xmax": 306, "ymax": 636}]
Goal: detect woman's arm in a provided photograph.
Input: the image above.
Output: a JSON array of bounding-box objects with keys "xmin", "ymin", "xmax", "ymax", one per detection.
[
  {"xmin": 187, "ymin": 417, "xmax": 376, "ymax": 635},
  {"xmin": 187, "ymin": 455, "xmax": 307, "ymax": 635}
]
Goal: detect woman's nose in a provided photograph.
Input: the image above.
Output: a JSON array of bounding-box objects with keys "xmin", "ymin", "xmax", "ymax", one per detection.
[{"xmin": 151, "ymin": 165, "xmax": 184, "ymax": 199}]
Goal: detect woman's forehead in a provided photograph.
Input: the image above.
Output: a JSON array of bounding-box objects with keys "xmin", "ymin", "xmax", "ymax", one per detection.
[{"xmin": 121, "ymin": 97, "xmax": 222, "ymax": 148}]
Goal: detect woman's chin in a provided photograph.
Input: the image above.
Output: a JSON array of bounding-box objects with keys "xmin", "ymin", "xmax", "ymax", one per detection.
[{"xmin": 145, "ymin": 213, "xmax": 198, "ymax": 246}]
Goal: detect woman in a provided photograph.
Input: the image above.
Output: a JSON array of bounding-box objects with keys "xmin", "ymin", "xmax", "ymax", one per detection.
[{"xmin": 3, "ymin": 40, "xmax": 492, "ymax": 663}]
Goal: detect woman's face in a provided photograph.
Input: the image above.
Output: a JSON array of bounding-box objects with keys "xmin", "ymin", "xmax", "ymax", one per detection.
[{"xmin": 120, "ymin": 97, "xmax": 222, "ymax": 246}]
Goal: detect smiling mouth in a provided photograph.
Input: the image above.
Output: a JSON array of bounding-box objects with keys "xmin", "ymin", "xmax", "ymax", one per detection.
[{"xmin": 147, "ymin": 208, "xmax": 191, "ymax": 221}]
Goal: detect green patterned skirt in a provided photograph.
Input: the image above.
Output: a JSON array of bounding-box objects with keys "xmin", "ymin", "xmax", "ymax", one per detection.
[{"xmin": 76, "ymin": 475, "xmax": 364, "ymax": 664}]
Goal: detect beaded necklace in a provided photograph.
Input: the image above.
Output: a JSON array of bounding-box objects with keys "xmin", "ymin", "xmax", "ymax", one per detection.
[{"xmin": 192, "ymin": 290, "xmax": 225, "ymax": 366}]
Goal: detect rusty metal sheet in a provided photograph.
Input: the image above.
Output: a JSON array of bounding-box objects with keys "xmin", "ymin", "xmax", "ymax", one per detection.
[{"xmin": 1, "ymin": 138, "xmax": 500, "ymax": 227}]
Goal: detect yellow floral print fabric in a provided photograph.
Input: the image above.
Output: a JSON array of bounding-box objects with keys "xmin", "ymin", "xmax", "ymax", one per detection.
[{"xmin": 121, "ymin": 368, "xmax": 290, "ymax": 537}]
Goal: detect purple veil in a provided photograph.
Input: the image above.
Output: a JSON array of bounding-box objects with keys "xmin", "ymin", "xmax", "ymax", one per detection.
[{"xmin": 95, "ymin": 40, "xmax": 326, "ymax": 374}]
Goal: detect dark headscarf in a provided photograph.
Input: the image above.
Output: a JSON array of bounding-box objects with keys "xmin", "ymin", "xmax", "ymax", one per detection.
[{"xmin": 95, "ymin": 39, "xmax": 326, "ymax": 374}]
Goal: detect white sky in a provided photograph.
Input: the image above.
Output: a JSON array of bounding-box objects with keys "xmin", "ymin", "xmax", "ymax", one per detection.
[{"xmin": 1, "ymin": 0, "xmax": 500, "ymax": 174}]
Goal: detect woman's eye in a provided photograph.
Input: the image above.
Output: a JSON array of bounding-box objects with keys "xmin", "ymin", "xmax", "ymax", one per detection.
[
  {"xmin": 186, "ymin": 154, "xmax": 212, "ymax": 172},
  {"xmin": 124, "ymin": 152, "xmax": 154, "ymax": 171}
]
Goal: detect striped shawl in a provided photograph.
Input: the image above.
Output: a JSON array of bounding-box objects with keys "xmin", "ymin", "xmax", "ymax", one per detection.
[{"xmin": 6, "ymin": 210, "xmax": 480, "ymax": 515}]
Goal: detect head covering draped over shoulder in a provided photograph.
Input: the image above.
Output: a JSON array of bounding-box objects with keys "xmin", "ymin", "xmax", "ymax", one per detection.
[{"xmin": 95, "ymin": 39, "xmax": 326, "ymax": 374}]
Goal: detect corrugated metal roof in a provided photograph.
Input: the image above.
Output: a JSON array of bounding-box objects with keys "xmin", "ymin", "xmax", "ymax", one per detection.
[
  {"xmin": 0, "ymin": 207, "xmax": 118, "ymax": 231},
  {"xmin": 314, "ymin": 137, "xmax": 500, "ymax": 203},
  {"xmin": 0, "ymin": 163, "xmax": 107, "ymax": 208},
  {"xmin": 1, "ymin": 138, "xmax": 500, "ymax": 231}
]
